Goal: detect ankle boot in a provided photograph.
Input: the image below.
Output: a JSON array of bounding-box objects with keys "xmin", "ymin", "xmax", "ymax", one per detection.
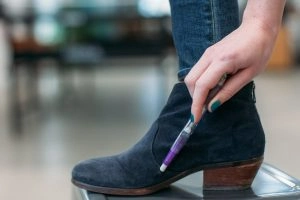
[{"xmin": 72, "ymin": 82, "xmax": 265, "ymax": 196}]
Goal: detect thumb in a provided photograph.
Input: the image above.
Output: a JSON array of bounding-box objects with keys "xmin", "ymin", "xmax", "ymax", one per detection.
[{"xmin": 207, "ymin": 69, "xmax": 252, "ymax": 112}]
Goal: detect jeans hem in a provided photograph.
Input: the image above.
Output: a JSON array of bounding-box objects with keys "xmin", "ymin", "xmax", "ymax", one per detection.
[{"xmin": 177, "ymin": 68, "xmax": 192, "ymax": 81}]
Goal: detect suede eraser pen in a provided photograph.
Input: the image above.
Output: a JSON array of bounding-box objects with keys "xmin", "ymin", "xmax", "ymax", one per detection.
[{"xmin": 160, "ymin": 74, "xmax": 227, "ymax": 172}]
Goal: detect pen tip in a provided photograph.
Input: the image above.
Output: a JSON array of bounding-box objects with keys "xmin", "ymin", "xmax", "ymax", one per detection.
[{"xmin": 160, "ymin": 164, "xmax": 167, "ymax": 172}]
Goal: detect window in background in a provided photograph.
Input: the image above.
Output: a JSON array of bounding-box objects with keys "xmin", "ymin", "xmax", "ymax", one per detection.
[
  {"xmin": 138, "ymin": 0, "xmax": 170, "ymax": 18},
  {"xmin": 33, "ymin": 0, "xmax": 65, "ymax": 45}
]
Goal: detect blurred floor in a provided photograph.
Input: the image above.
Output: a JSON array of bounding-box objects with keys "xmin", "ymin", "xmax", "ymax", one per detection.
[
  {"xmin": 255, "ymin": 70, "xmax": 300, "ymax": 181},
  {"xmin": 0, "ymin": 55, "xmax": 178, "ymax": 200},
  {"xmin": 0, "ymin": 45, "xmax": 300, "ymax": 200}
]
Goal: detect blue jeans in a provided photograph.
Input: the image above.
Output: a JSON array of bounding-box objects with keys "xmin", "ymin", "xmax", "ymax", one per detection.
[{"xmin": 169, "ymin": 0, "xmax": 239, "ymax": 81}]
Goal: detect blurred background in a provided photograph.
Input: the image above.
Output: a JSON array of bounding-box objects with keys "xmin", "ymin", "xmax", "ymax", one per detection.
[{"xmin": 0, "ymin": 0, "xmax": 299, "ymax": 199}]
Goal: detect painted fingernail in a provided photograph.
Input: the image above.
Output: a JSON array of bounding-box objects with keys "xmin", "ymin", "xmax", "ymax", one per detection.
[
  {"xmin": 210, "ymin": 100, "xmax": 221, "ymax": 112},
  {"xmin": 190, "ymin": 114, "xmax": 194, "ymax": 123}
]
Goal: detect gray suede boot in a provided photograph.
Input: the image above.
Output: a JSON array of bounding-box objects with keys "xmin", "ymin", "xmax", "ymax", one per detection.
[{"xmin": 72, "ymin": 82, "xmax": 264, "ymax": 196}]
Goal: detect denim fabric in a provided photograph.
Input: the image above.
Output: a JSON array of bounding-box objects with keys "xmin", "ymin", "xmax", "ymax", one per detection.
[{"xmin": 169, "ymin": 0, "xmax": 239, "ymax": 80}]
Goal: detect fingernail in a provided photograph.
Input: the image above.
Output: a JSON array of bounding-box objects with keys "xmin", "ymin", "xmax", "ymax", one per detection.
[
  {"xmin": 190, "ymin": 114, "xmax": 194, "ymax": 123},
  {"xmin": 210, "ymin": 100, "xmax": 221, "ymax": 112}
]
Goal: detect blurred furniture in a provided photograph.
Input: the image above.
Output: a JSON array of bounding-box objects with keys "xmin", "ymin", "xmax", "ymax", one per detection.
[
  {"xmin": 59, "ymin": 7, "xmax": 172, "ymax": 64},
  {"xmin": 267, "ymin": 26, "xmax": 294, "ymax": 71},
  {"xmin": 4, "ymin": 3, "xmax": 173, "ymax": 64}
]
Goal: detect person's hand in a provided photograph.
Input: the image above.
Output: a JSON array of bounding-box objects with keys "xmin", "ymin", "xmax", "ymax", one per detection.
[{"xmin": 185, "ymin": 21, "xmax": 278, "ymax": 123}]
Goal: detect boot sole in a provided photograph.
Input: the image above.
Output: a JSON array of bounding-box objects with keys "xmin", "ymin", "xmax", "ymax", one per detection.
[{"xmin": 72, "ymin": 157, "xmax": 263, "ymax": 196}]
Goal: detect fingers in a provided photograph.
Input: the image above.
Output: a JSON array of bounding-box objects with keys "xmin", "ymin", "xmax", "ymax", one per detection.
[
  {"xmin": 184, "ymin": 47, "xmax": 214, "ymax": 96},
  {"xmin": 183, "ymin": 22, "xmax": 270, "ymax": 123},
  {"xmin": 207, "ymin": 68, "xmax": 254, "ymax": 112},
  {"xmin": 187, "ymin": 62, "xmax": 229, "ymax": 123}
]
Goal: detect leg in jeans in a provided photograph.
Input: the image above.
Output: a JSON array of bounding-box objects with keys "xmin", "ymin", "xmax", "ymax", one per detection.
[{"xmin": 169, "ymin": 0, "xmax": 239, "ymax": 80}]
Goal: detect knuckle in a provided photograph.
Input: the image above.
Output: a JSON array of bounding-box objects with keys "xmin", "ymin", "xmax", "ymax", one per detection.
[
  {"xmin": 204, "ymin": 47, "xmax": 214, "ymax": 56},
  {"xmin": 219, "ymin": 52, "xmax": 238, "ymax": 62},
  {"xmin": 195, "ymin": 80, "xmax": 203, "ymax": 89},
  {"xmin": 195, "ymin": 79, "xmax": 209, "ymax": 91},
  {"xmin": 221, "ymin": 87, "xmax": 235, "ymax": 99},
  {"xmin": 184, "ymin": 76, "xmax": 193, "ymax": 87}
]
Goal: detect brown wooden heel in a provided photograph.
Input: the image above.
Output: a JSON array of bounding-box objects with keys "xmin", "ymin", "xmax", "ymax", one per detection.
[{"xmin": 203, "ymin": 158, "xmax": 263, "ymax": 190}]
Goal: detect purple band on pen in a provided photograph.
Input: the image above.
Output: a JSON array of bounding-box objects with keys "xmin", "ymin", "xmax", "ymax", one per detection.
[
  {"xmin": 162, "ymin": 150, "xmax": 176, "ymax": 166},
  {"xmin": 160, "ymin": 74, "xmax": 227, "ymax": 172},
  {"xmin": 162, "ymin": 132, "xmax": 190, "ymax": 166}
]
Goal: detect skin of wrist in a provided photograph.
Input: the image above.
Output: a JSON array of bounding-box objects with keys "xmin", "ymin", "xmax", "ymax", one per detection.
[
  {"xmin": 238, "ymin": 20, "xmax": 278, "ymax": 69},
  {"xmin": 241, "ymin": 16, "xmax": 280, "ymax": 40}
]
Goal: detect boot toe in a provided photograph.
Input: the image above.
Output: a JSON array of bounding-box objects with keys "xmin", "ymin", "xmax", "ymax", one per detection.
[{"xmin": 72, "ymin": 156, "xmax": 128, "ymax": 188}]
